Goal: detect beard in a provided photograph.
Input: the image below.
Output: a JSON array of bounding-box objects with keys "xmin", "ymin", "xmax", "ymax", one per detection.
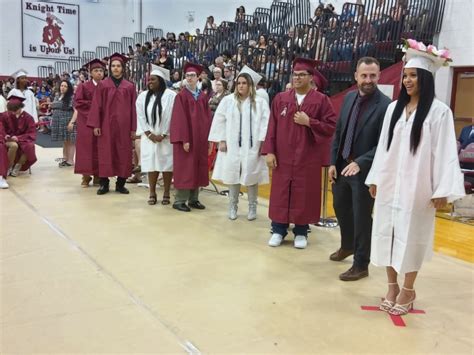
[{"xmin": 359, "ymin": 83, "xmax": 376, "ymax": 95}]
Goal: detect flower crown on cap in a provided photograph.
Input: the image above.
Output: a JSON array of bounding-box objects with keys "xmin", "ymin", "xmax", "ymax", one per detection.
[{"xmin": 403, "ymin": 39, "xmax": 452, "ymax": 66}]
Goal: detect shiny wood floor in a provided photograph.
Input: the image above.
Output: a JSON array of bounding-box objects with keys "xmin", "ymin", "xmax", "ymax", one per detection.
[
  {"xmin": 2, "ymin": 146, "xmax": 473, "ymax": 354},
  {"xmin": 238, "ymin": 170, "xmax": 474, "ymax": 263}
]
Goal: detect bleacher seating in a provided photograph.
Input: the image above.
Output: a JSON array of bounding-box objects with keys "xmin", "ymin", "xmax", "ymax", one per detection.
[{"xmin": 37, "ymin": 0, "xmax": 447, "ymax": 98}]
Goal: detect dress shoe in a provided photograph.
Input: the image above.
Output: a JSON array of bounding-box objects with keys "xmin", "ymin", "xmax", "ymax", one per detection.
[
  {"xmin": 97, "ymin": 185, "xmax": 110, "ymax": 195},
  {"xmin": 329, "ymin": 248, "xmax": 354, "ymax": 261},
  {"xmin": 339, "ymin": 266, "xmax": 369, "ymax": 281},
  {"xmin": 173, "ymin": 202, "xmax": 191, "ymax": 212},
  {"xmin": 115, "ymin": 186, "xmax": 130, "ymax": 194},
  {"xmin": 188, "ymin": 201, "xmax": 205, "ymax": 209}
]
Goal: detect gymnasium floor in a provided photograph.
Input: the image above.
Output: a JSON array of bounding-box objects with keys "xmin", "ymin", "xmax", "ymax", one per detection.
[{"xmin": 1, "ymin": 146, "xmax": 473, "ymax": 354}]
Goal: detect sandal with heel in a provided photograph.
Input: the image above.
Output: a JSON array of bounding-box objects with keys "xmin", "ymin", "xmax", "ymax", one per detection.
[
  {"xmin": 147, "ymin": 195, "xmax": 157, "ymax": 205},
  {"xmin": 379, "ymin": 282, "xmax": 399, "ymax": 312},
  {"xmin": 388, "ymin": 287, "xmax": 416, "ymax": 316},
  {"xmin": 161, "ymin": 195, "xmax": 171, "ymax": 205}
]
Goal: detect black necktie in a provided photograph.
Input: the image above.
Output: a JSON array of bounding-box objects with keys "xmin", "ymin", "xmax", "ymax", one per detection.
[{"xmin": 342, "ymin": 96, "xmax": 362, "ymax": 160}]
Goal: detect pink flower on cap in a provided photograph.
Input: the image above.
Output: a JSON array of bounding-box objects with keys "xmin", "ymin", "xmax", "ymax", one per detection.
[
  {"xmin": 407, "ymin": 39, "xmax": 419, "ymax": 49},
  {"xmin": 438, "ymin": 49, "xmax": 451, "ymax": 59}
]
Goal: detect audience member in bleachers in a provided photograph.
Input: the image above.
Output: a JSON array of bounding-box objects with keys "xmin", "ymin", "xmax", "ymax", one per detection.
[
  {"xmin": 170, "ymin": 62, "xmax": 212, "ymax": 212},
  {"xmin": 87, "ymin": 53, "xmax": 137, "ymax": 195},
  {"xmin": 209, "ymin": 67, "xmax": 270, "ymax": 220},
  {"xmin": 208, "ymin": 78, "xmax": 229, "ymax": 115},
  {"xmin": 309, "ymin": 4, "xmax": 325, "ymax": 27},
  {"xmin": 136, "ymin": 65, "xmax": 176, "ymax": 205},
  {"xmin": 263, "ymin": 57, "xmax": 337, "ymax": 249},
  {"xmin": 458, "ymin": 120, "xmax": 474, "ymax": 150},
  {"xmin": 211, "ymin": 67, "xmax": 223, "ymax": 92},
  {"xmin": 2, "ymin": 92, "xmax": 37, "ymax": 178},
  {"xmin": 204, "ymin": 16, "xmax": 217, "ymax": 30},
  {"xmin": 235, "ymin": 6, "xmax": 246, "ymax": 22},
  {"xmin": 74, "ymin": 59, "xmax": 105, "ymax": 187},
  {"xmin": 366, "ymin": 41, "xmax": 464, "ymax": 316},
  {"xmin": 155, "ymin": 46, "xmax": 174, "ymax": 71},
  {"xmin": 49, "ymin": 80, "xmax": 75, "ymax": 167}
]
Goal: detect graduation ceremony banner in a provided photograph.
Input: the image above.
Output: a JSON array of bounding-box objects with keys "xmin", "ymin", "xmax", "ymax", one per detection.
[{"xmin": 22, "ymin": 0, "xmax": 80, "ymax": 60}]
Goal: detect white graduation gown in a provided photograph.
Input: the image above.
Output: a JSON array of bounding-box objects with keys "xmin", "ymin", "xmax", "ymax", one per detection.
[
  {"xmin": 209, "ymin": 95, "xmax": 270, "ymax": 186},
  {"xmin": 23, "ymin": 89, "xmax": 38, "ymax": 123},
  {"xmin": 136, "ymin": 89, "xmax": 176, "ymax": 172},
  {"xmin": 0, "ymin": 95, "xmax": 7, "ymax": 113},
  {"xmin": 365, "ymin": 99, "xmax": 465, "ymax": 274}
]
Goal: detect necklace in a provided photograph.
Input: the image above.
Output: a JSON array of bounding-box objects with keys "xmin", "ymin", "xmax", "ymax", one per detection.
[{"xmin": 406, "ymin": 103, "xmax": 417, "ymax": 116}]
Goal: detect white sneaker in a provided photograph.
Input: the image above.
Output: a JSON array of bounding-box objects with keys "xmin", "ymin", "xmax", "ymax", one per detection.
[
  {"xmin": 268, "ymin": 233, "xmax": 283, "ymax": 247},
  {"xmin": 0, "ymin": 176, "xmax": 9, "ymax": 189},
  {"xmin": 294, "ymin": 235, "xmax": 308, "ymax": 249}
]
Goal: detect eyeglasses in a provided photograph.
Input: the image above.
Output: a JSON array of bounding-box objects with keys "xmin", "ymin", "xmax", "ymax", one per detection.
[
  {"xmin": 185, "ymin": 73, "xmax": 197, "ymax": 78},
  {"xmin": 292, "ymin": 73, "xmax": 311, "ymax": 79}
]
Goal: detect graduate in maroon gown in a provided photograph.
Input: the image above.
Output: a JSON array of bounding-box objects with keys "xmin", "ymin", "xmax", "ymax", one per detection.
[
  {"xmin": 262, "ymin": 57, "xmax": 337, "ymax": 249},
  {"xmin": 87, "ymin": 53, "xmax": 137, "ymax": 195},
  {"xmin": 0, "ymin": 119, "xmax": 9, "ymax": 189},
  {"xmin": 170, "ymin": 62, "xmax": 212, "ymax": 212},
  {"xmin": 1, "ymin": 93, "xmax": 37, "ymax": 179},
  {"xmin": 74, "ymin": 59, "xmax": 105, "ymax": 188}
]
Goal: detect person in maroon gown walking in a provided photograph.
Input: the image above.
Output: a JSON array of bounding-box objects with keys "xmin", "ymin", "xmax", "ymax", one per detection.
[
  {"xmin": 87, "ymin": 53, "xmax": 137, "ymax": 195},
  {"xmin": 262, "ymin": 57, "xmax": 337, "ymax": 249},
  {"xmin": 74, "ymin": 59, "xmax": 105, "ymax": 188},
  {"xmin": 170, "ymin": 62, "xmax": 212, "ymax": 212}
]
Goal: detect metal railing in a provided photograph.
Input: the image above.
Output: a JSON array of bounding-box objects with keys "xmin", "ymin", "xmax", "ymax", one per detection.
[{"xmin": 36, "ymin": 0, "xmax": 447, "ymax": 96}]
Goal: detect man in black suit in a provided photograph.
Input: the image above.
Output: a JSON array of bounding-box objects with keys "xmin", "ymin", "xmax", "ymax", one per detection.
[{"xmin": 329, "ymin": 57, "xmax": 391, "ymax": 281}]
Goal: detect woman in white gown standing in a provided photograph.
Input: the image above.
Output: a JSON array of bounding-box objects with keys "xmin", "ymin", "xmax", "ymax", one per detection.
[
  {"xmin": 209, "ymin": 66, "xmax": 270, "ymax": 220},
  {"xmin": 136, "ymin": 65, "xmax": 177, "ymax": 205},
  {"xmin": 366, "ymin": 40, "xmax": 465, "ymax": 315}
]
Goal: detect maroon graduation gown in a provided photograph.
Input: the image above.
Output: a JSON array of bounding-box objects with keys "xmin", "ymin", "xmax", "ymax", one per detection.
[
  {"xmin": 170, "ymin": 88, "xmax": 212, "ymax": 189},
  {"xmin": 1, "ymin": 111, "xmax": 37, "ymax": 171},
  {"xmin": 262, "ymin": 89, "xmax": 337, "ymax": 225},
  {"xmin": 0, "ymin": 120, "xmax": 9, "ymax": 177},
  {"xmin": 74, "ymin": 80, "xmax": 99, "ymax": 176},
  {"xmin": 87, "ymin": 77, "xmax": 137, "ymax": 178}
]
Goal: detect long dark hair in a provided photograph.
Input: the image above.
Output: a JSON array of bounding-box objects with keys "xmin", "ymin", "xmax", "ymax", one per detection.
[
  {"xmin": 144, "ymin": 76, "xmax": 166, "ymax": 127},
  {"xmin": 60, "ymin": 80, "xmax": 74, "ymax": 109},
  {"xmin": 387, "ymin": 68, "xmax": 435, "ymax": 154}
]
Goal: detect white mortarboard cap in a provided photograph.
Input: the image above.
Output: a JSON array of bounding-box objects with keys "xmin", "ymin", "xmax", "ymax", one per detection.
[
  {"xmin": 237, "ymin": 65, "xmax": 263, "ymax": 86},
  {"xmin": 404, "ymin": 48, "xmax": 446, "ymax": 73},
  {"xmin": 150, "ymin": 64, "xmax": 170, "ymax": 81},
  {"xmin": 11, "ymin": 69, "xmax": 28, "ymax": 80}
]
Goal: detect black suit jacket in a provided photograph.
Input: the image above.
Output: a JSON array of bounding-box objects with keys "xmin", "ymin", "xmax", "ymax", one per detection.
[{"xmin": 330, "ymin": 88, "xmax": 391, "ymax": 178}]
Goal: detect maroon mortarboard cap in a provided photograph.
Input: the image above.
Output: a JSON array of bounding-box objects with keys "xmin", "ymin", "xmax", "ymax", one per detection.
[
  {"xmin": 7, "ymin": 94, "xmax": 26, "ymax": 105},
  {"xmin": 183, "ymin": 62, "xmax": 205, "ymax": 75},
  {"xmin": 313, "ymin": 69, "xmax": 328, "ymax": 91},
  {"xmin": 109, "ymin": 52, "xmax": 128, "ymax": 65},
  {"xmin": 292, "ymin": 57, "xmax": 318, "ymax": 74},
  {"xmin": 86, "ymin": 58, "xmax": 106, "ymax": 70}
]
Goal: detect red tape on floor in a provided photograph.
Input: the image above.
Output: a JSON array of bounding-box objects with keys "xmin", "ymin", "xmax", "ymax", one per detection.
[{"xmin": 361, "ymin": 303, "xmax": 426, "ymax": 327}]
